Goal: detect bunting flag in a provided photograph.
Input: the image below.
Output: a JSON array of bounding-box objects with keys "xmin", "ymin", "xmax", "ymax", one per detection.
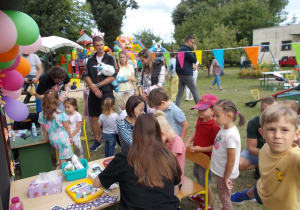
[
  {"xmin": 195, "ymin": 50, "xmax": 202, "ymax": 64},
  {"xmin": 212, "ymin": 49, "xmax": 224, "ymax": 69},
  {"xmin": 129, "ymin": 53, "xmax": 135, "ymax": 64},
  {"xmin": 178, "ymin": 52, "xmax": 185, "ymax": 68},
  {"xmin": 164, "ymin": 52, "xmax": 170, "ymax": 67},
  {"xmin": 152, "ymin": 53, "xmax": 156, "ymax": 60},
  {"xmin": 244, "ymin": 46, "xmax": 259, "ymax": 69},
  {"xmin": 292, "ymin": 43, "xmax": 300, "ymax": 67}
]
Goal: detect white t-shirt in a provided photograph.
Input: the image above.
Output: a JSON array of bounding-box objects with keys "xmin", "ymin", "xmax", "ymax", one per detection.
[
  {"xmin": 210, "ymin": 125, "xmax": 241, "ymax": 179},
  {"xmin": 96, "ymin": 56, "xmax": 103, "ymax": 64},
  {"xmin": 118, "ymin": 110, "xmax": 127, "ymax": 121},
  {"xmin": 68, "ymin": 112, "xmax": 82, "ymax": 136},
  {"xmin": 99, "ymin": 113, "xmax": 118, "ymax": 134},
  {"xmin": 22, "ymin": 54, "xmax": 41, "ymax": 76}
]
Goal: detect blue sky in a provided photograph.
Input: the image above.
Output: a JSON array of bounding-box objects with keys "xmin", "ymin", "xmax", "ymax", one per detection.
[{"xmin": 121, "ymin": 0, "xmax": 300, "ymax": 43}]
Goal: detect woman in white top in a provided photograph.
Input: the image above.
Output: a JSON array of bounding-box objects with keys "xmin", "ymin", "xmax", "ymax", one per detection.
[{"xmin": 116, "ymin": 51, "xmax": 138, "ymax": 112}]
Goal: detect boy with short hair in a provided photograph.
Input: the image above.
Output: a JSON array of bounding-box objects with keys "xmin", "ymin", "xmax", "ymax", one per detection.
[
  {"xmin": 185, "ymin": 94, "xmax": 220, "ymax": 210},
  {"xmin": 231, "ymin": 104, "xmax": 300, "ymax": 209},
  {"xmin": 148, "ymin": 88, "xmax": 188, "ymax": 140}
]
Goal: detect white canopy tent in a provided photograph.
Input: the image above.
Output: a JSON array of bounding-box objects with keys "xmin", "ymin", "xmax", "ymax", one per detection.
[{"xmin": 40, "ymin": 36, "xmax": 84, "ymax": 53}]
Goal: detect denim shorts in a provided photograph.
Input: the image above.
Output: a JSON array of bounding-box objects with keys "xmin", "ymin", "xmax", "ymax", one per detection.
[{"xmin": 240, "ymin": 148, "xmax": 259, "ymax": 165}]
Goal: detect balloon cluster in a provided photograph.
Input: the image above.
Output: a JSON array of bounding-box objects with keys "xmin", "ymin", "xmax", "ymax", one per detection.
[
  {"xmin": 111, "ymin": 75, "xmax": 128, "ymax": 92},
  {"xmin": 0, "ymin": 10, "xmax": 41, "ymax": 121}
]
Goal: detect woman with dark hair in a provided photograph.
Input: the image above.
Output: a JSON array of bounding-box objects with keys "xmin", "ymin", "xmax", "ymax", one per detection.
[
  {"xmin": 117, "ymin": 95, "xmax": 145, "ymax": 152},
  {"xmin": 94, "ymin": 113, "xmax": 181, "ymax": 209},
  {"xmin": 137, "ymin": 49, "xmax": 166, "ymax": 102}
]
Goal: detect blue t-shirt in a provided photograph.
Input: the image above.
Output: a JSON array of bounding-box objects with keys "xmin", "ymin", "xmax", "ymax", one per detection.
[{"xmin": 164, "ymin": 102, "xmax": 186, "ymax": 136}]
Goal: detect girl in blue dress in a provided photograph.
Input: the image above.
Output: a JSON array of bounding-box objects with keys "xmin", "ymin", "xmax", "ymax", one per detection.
[{"xmin": 38, "ymin": 89, "xmax": 73, "ymax": 168}]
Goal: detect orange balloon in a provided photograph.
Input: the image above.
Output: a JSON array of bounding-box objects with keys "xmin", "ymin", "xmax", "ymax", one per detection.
[
  {"xmin": 15, "ymin": 57, "xmax": 31, "ymax": 77},
  {"xmin": 76, "ymin": 74, "xmax": 80, "ymax": 79},
  {"xmin": 0, "ymin": 44, "xmax": 20, "ymax": 62}
]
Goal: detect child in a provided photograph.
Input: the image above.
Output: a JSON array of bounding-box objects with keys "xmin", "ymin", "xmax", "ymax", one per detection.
[
  {"xmin": 185, "ymin": 94, "xmax": 220, "ymax": 210},
  {"xmin": 210, "ymin": 99, "xmax": 246, "ymax": 210},
  {"xmin": 38, "ymin": 90, "xmax": 73, "ymax": 168},
  {"xmin": 64, "ymin": 98, "xmax": 83, "ymax": 159},
  {"xmin": 154, "ymin": 110, "xmax": 186, "ymax": 191},
  {"xmin": 99, "ymin": 98, "xmax": 118, "ymax": 157},
  {"xmin": 148, "ymin": 88, "xmax": 188, "ymax": 140},
  {"xmin": 71, "ymin": 81, "xmax": 77, "ymax": 90},
  {"xmin": 117, "ymin": 91, "xmax": 131, "ymax": 121},
  {"xmin": 231, "ymin": 104, "xmax": 300, "ymax": 209},
  {"xmin": 166, "ymin": 51, "xmax": 178, "ymax": 102}
]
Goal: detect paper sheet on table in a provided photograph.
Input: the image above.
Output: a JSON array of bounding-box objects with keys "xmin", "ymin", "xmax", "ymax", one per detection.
[{"xmin": 35, "ymin": 170, "xmax": 59, "ymax": 183}]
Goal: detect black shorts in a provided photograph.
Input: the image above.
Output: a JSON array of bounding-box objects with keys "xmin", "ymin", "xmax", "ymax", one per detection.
[
  {"xmin": 253, "ymin": 184, "xmax": 263, "ymax": 205},
  {"xmin": 88, "ymin": 91, "xmax": 114, "ymax": 117}
]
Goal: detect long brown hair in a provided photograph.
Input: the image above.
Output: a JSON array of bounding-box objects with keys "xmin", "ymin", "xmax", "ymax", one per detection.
[
  {"xmin": 138, "ymin": 48, "xmax": 154, "ymax": 75},
  {"xmin": 127, "ymin": 113, "xmax": 181, "ymax": 188},
  {"xmin": 102, "ymin": 98, "xmax": 115, "ymax": 115},
  {"xmin": 64, "ymin": 98, "xmax": 78, "ymax": 111},
  {"xmin": 42, "ymin": 90, "xmax": 59, "ymax": 121}
]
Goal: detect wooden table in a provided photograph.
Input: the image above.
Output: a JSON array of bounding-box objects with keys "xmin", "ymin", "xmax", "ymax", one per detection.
[
  {"xmin": 261, "ymin": 70, "xmax": 293, "ymax": 88},
  {"xmin": 11, "ymin": 132, "xmax": 52, "ymax": 178},
  {"xmin": 10, "ymin": 157, "xmax": 120, "ymax": 209}
]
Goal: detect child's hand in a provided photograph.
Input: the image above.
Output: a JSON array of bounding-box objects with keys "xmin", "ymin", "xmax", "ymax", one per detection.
[
  {"xmin": 190, "ymin": 146, "xmax": 201, "ymax": 152},
  {"xmin": 225, "ymin": 178, "xmax": 233, "ymax": 190},
  {"xmin": 69, "ymin": 138, "xmax": 73, "ymax": 144}
]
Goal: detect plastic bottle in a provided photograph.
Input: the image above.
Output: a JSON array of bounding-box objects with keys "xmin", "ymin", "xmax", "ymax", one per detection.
[
  {"xmin": 32, "ymin": 123, "xmax": 37, "ymax": 138},
  {"xmin": 11, "ymin": 130, "xmax": 15, "ymax": 141},
  {"xmin": 10, "ymin": 196, "xmax": 23, "ymax": 210},
  {"xmin": 71, "ymin": 154, "xmax": 84, "ymax": 169}
]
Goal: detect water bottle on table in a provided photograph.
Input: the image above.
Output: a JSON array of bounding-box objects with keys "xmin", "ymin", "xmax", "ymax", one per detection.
[
  {"xmin": 31, "ymin": 123, "xmax": 37, "ymax": 138},
  {"xmin": 10, "ymin": 196, "xmax": 23, "ymax": 210}
]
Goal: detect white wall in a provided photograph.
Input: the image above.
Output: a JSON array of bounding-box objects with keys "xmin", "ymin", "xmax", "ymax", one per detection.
[{"xmin": 253, "ymin": 24, "xmax": 300, "ymax": 63}]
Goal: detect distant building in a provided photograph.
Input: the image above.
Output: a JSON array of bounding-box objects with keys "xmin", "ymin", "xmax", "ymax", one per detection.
[{"xmin": 253, "ymin": 24, "xmax": 300, "ymax": 63}]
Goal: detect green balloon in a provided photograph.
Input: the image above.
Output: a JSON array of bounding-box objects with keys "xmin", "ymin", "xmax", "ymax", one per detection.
[
  {"xmin": 0, "ymin": 59, "xmax": 15, "ymax": 69},
  {"xmin": 3, "ymin": 10, "xmax": 39, "ymax": 46}
]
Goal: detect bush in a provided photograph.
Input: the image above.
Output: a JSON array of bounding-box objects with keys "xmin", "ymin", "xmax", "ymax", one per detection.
[{"xmin": 238, "ymin": 62, "xmax": 278, "ymax": 78}]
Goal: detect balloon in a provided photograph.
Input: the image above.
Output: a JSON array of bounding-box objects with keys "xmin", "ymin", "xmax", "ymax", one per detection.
[
  {"xmin": 116, "ymin": 75, "xmax": 122, "ymax": 83},
  {"xmin": 0, "ymin": 59, "xmax": 16, "ymax": 69},
  {"xmin": 2, "ymin": 88, "xmax": 22, "ymax": 99},
  {"xmin": 0, "ymin": 70, "xmax": 24, "ymax": 91},
  {"xmin": 3, "ymin": 10, "xmax": 39, "ymax": 46},
  {"xmin": 114, "ymin": 86, "xmax": 119, "ymax": 92},
  {"xmin": 122, "ymin": 76, "xmax": 128, "ymax": 83},
  {"xmin": 111, "ymin": 80, "xmax": 118, "ymax": 87},
  {"xmin": 15, "ymin": 57, "xmax": 31, "ymax": 77},
  {"xmin": 0, "ymin": 11, "xmax": 17, "ymax": 53},
  {"xmin": 3, "ymin": 96, "xmax": 29, "ymax": 122},
  {"xmin": 0, "ymin": 44, "xmax": 20, "ymax": 62},
  {"xmin": 0, "ymin": 55, "xmax": 20, "ymax": 71},
  {"xmin": 21, "ymin": 35, "xmax": 42, "ymax": 54}
]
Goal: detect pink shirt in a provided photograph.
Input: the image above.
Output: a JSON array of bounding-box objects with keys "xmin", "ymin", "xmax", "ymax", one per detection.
[{"xmin": 165, "ymin": 135, "xmax": 186, "ymax": 185}]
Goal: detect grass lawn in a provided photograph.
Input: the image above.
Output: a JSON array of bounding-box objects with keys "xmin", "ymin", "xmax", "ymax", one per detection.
[{"xmin": 24, "ymin": 65, "xmax": 299, "ymax": 209}]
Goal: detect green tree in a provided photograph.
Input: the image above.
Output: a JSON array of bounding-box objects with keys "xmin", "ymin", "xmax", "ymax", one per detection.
[
  {"xmin": 87, "ymin": 0, "xmax": 138, "ymax": 48},
  {"xmin": 133, "ymin": 28, "xmax": 162, "ymax": 48},
  {"xmin": 22, "ymin": 0, "xmax": 95, "ymax": 41}
]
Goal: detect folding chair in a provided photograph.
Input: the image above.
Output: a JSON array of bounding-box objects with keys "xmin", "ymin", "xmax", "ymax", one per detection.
[{"xmin": 177, "ymin": 147, "xmax": 210, "ymax": 210}]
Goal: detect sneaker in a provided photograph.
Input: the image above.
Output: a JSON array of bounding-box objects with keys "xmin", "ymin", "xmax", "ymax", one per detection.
[
  {"xmin": 231, "ymin": 190, "xmax": 255, "ymax": 204},
  {"xmin": 185, "ymin": 97, "xmax": 190, "ymax": 101},
  {"xmin": 190, "ymin": 96, "xmax": 194, "ymax": 101},
  {"xmin": 196, "ymin": 203, "xmax": 213, "ymax": 210},
  {"xmin": 90, "ymin": 140, "xmax": 102, "ymax": 152},
  {"xmin": 189, "ymin": 194, "xmax": 204, "ymax": 204},
  {"xmin": 220, "ymin": 88, "xmax": 224, "ymax": 91},
  {"xmin": 209, "ymin": 87, "xmax": 212, "ymax": 90},
  {"xmin": 23, "ymin": 94, "xmax": 31, "ymax": 104}
]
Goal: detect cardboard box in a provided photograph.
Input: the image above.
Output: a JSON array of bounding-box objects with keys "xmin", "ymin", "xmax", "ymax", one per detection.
[{"xmin": 28, "ymin": 176, "xmax": 63, "ymax": 198}]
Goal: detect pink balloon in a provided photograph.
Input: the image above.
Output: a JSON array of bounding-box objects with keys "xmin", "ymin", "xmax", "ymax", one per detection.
[
  {"xmin": 3, "ymin": 96, "xmax": 29, "ymax": 122},
  {"xmin": 0, "ymin": 55, "xmax": 20, "ymax": 71},
  {"xmin": 2, "ymin": 88, "xmax": 22, "ymax": 99},
  {"xmin": 0, "ymin": 11, "xmax": 17, "ymax": 53},
  {"xmin": 0, "ymin": 70, "xmax": 24, "ymax": 91},
  {"xmin": 21, "ymin": 35, "xmax": 42, "ymax": 54}
]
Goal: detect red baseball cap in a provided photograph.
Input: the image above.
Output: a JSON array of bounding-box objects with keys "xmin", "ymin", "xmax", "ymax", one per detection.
[{"xmin": 191, "ymin": 94, "xmax": 218, "ymax": 110}]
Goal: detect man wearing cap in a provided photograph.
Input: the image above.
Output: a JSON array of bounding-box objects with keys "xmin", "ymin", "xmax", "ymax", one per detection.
[{"xmin": 185, "ymin": 94, "xmax": 219, "ymax": 210}]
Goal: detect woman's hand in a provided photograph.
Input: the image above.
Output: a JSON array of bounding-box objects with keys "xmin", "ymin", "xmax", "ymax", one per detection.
[{"xmin": 140, "ymin": 92, "xmax": 147, "ymax": 101}]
